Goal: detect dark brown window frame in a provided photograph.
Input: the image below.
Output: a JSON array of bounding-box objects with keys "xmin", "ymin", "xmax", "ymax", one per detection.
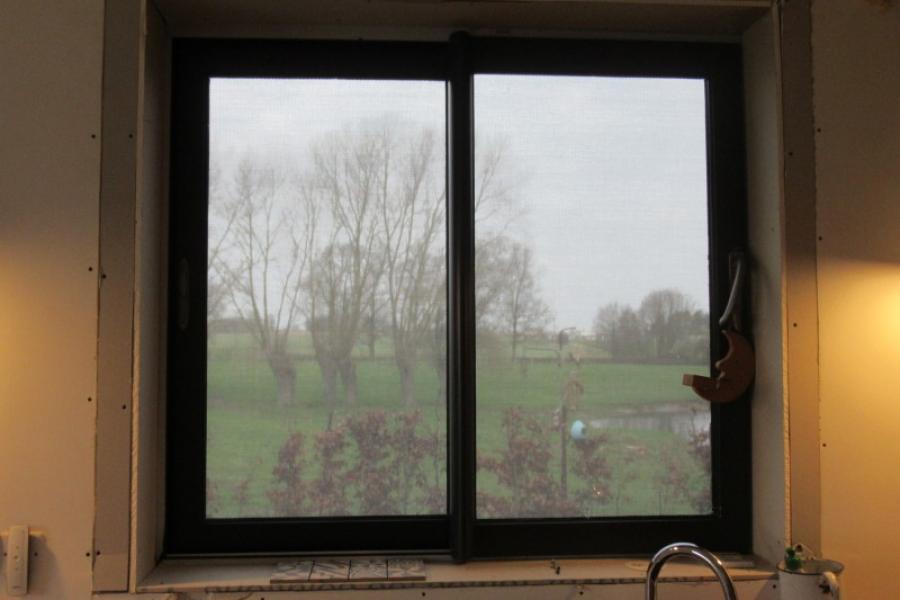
[{"xmin": 165, "ymin": 34, "xmax": 751, "ymax": 559}]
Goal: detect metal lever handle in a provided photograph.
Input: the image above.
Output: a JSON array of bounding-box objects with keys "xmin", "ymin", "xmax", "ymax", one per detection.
[{"xmin": 718, "ymin": 251, "xmax": 745, "ymax": 329}]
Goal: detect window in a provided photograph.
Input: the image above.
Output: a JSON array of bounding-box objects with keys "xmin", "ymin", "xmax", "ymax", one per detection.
[{"xmin": 166, "ymin": 36, "xmax": 750, "ymax": 558}]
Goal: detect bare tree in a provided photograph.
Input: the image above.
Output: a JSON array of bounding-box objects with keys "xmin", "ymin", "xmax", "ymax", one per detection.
[
  {"xmin": 592, "ymin": 302, "xmax": 624, "ymax": 355},
  {"xmin": 638, "ymin": 289, "xmax": 695, "ymax": 360},
  {"xmin": 215, "ymin": 158, "xmax": 316, "ymax": 407},
  {"xmin": 501, "ymin": 242, "xmax": 551, "ymax": 360},
  {"xmin": 378, "ymin": 128, "xmax": 445, "ymax": 407},
  {"xmin": 594, "ymin": 290, "xmax": 707, "ymax": 361},
  {"xmin": 474, "ymin": 138, "xmax": 521, "ymax": 230},
  {"xmin": 592, "ymin": 302, "xmax": 646, "ymax": 360},
  {"xmin": 363, "ymin": 292, "xmax": 384, "ymax": 360},
  {"xmin": 304, "ymin": 126, "xmax": 385, "ymax": 409},
  {"xmin": 213, "ymin": 120, "xmax": 524, "ymax": 414},
  {"xmin": 207, "ymin": 161, "xmax": 237, "ymax": 324},
  {"xmin": 308, "ymin": 243, "xmax": 369, "ymax": 411},
  {"xmin": 474, "ymin": 235, "xmax": 551, "ymax": 360},
  {"xmin": 474, "ymin": 235, "xmax": 511, "ymax": 331},
  {"xmin": 472, "ymin": 139, "xmax": 543, "ymax": 353}
]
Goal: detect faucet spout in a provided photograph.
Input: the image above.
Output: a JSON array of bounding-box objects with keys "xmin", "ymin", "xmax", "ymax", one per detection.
[{"xmin": 645, "ymin": 542, "xmax": 737, "ymax": 600}]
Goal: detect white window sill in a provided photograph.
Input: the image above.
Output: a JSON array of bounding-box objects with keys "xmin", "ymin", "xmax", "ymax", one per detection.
[{"xmin": 137, "ymin": 556, "xmax": 775, "ymax": 594}]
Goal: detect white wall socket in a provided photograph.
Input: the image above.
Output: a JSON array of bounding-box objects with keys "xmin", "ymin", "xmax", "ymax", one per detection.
[{"xmin": 6, "ymin": 525, "xmax": 29, "ymax": 596}]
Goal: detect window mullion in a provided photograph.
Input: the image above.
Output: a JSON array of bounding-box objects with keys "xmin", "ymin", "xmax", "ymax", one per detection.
[{"xmin": 447, "ymin": 31, "xmax": 477, "ymax": 563}]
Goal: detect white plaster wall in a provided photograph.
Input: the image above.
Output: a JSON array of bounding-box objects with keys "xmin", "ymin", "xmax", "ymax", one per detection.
[
  {"xmin": 0, "ymin": 0, "xmax": 104, "ymax": 597},
  {"xmin": 744, "ymin": 11, "xmax": 788, "ymax": 567},
  {"xmin": 812, "ymin": 0, "xmax": 900, "ymax": 597}
]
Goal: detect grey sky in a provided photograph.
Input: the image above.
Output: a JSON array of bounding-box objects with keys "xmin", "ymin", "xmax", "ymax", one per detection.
[{"xmin": 210, "ymin": 76, "xmax": 709, "ymax": 331}]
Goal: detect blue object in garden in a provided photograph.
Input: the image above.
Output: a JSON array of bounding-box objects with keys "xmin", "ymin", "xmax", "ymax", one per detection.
[{"xmin": 570, "ymin": 419, "xmax": 587, "ymax": 440}]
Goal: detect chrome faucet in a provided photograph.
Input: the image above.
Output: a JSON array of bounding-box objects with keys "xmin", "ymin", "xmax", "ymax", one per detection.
[{"xmin": 645, "ymin": 542, "xmax": 737, "ymax": 600}]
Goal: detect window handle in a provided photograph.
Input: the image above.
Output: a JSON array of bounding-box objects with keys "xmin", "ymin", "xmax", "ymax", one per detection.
[
  {"xmin": 718, "ymin": 251, "xmax": 745, "ymax": 329},
  {"xmin": 683, "ymin": 250, "xmax": 755, "ymax": 403}
]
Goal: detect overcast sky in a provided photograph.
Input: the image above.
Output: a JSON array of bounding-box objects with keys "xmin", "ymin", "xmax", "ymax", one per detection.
[{"xmin": 210, "ymin": 75, "xmax": 709, "ymax": 331}]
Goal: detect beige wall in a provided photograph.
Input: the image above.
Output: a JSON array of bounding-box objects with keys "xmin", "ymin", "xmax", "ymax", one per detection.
[
  {"xmin": 2, "ymin": 0, "xmax": 899, "ymax": 597},
  {"xmin": 0, "ymin": 1, "xmax": 104, "ymax": 598},
  {"xmin": 813, "ymin": 0, "xmax": 900, "ymax": 597}
]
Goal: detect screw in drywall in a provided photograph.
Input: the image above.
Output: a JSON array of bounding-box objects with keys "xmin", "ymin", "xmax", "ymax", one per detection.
[{"xmin": 88, "ymin": 266, "xmax": 93, "ymax": 272}]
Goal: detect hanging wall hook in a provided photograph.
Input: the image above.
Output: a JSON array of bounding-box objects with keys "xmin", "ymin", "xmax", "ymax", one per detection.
[{"xmin": 683, "ymin": 251, "xmax": 755, "ymax": 403}]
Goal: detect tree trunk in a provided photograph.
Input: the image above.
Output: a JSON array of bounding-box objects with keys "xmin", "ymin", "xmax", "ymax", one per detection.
[
  {"xmin": 367, "ymin": 315, "xmax": 377, "ymax": 358},
  {"xmin": 338, "ymin": 358, "xmax": 358, "ymax": 405},
  {"xmin": 267, "ymin": 352, "xmax": 297, "ymax": 407},
  {"xmin": 399, "ymin": 361, "xmax": 416, "ymax": 408},
  {"xmin": 433, "ymin": 364, "xmax": 446, "ymax": 405},
  {"xmin": 318, "ymin": 355, "xmax": 339, "ymax": 413}
]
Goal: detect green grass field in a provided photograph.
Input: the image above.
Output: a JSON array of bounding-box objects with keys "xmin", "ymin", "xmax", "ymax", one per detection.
[{"xmin": 206, "ymin": 331, "xmax": 711, "ymax": 519}]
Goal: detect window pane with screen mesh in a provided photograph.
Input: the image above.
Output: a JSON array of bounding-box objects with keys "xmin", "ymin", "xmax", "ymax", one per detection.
[
  {"xmin": 206, "ymin": 79, "xmax": 448, "ymax": 518},
  {"xmin": 473, "ymin": 75, "xmax": 712, "ymax": 519}
]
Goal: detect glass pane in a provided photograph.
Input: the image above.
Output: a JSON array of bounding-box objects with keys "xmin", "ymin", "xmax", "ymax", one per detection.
[
  {"xmin": 474, "ymin": 75, "xmax": 711, "ymax": 518},
  {"xmin": 207, "ymin": 79, "xmax": 447, "ymax": 518}
]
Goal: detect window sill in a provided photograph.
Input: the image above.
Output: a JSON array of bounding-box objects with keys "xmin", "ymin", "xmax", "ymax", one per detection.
[{"xmin": 137, "ymin": 556, "xmax": 775, "ymax": 594}]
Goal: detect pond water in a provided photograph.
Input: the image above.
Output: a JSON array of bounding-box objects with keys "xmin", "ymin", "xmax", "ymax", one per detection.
[{"xmin": 589, "ymin": 403, "xmax": 710, "ymax": 438}]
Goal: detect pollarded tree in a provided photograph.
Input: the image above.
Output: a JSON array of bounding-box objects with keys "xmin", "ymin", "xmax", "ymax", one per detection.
[
  {"xmin": 215, "ymin": 158, "xmax": 317, "ymax": 406},
  {"xmin": 304, "ymin": 125, "xmax": 386, "ymax": 409},
  {"xmin": 308, "ymin": 243, "xmax": 370, "ymax": 412},
  {"xmin": 207, "ymin": 161, "xmax": 237, "ymax": 324},
  {"xmin": 378, "ymin": 127, "xmax": 446, "ymax": 407}
]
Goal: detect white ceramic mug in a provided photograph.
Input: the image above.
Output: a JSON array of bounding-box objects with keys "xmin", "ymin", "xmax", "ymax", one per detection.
[{"xmin": 778, "ymin": 559, "xmax": 843, "ymax": 600}]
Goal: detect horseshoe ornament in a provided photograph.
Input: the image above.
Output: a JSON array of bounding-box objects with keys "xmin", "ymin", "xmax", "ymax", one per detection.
[{"xmin": 683, "ymin": 329, "xmax": 755, "ymax": 403}]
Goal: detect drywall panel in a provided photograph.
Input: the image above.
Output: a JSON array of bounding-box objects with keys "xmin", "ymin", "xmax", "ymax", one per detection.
[
  {"xmin": 778, "ymin": 0, "xmax": 821, "ymax": 554},
  {"xmin": 812, "ymin": 1, "xmax": 900, "ymax": 597},
  {"xmin": 0, "ymin": 0, "xmax": 104, "ymax": 597},
  {"xmin": 131, "ymin": 0, "xmax": 171, "ymax": 588},
  {"xmin": 154, "ymin": 0, "xmax": 769, "ymax": 38},
  {"xmin": 94, "ymin": 0, "xmax": 143, "ymax": 591},
  {"xmin": 743, "ymin": 9, "xmax": 787, "ymax": 566}
]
